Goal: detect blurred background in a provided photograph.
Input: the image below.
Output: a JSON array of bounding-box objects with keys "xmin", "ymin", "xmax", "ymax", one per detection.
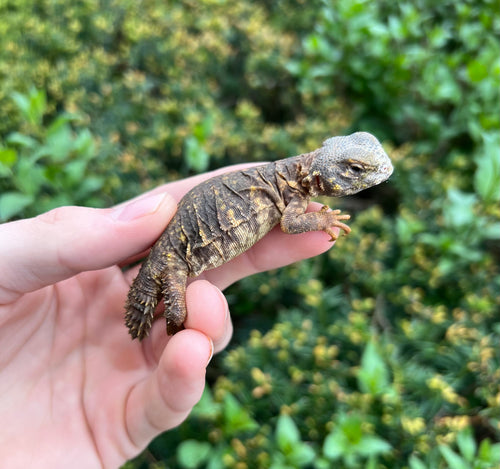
[{"xmin": 1, "ymin": 0, "xmax": 499, "ymax": 467}]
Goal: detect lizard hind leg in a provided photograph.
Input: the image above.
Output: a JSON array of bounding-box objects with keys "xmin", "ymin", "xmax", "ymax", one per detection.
[
  {"xmin": 162, "ymin": 268, "xmax": 189, "ymax": 335},
  {"xmin": 125, "ymin": 273, "xmax": 162, "ymax": 341}
]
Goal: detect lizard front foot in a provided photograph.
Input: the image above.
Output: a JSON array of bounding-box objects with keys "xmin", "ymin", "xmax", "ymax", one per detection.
[
  {"xmin": 280, "ymin": 202, "xmax": 351, "ymax": 240},
  {"xmin": 320, "ymin": 206, "xmax": 351, "ymax": 241}
]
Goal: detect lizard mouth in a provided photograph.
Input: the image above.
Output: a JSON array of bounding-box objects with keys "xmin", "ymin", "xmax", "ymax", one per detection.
[{"xmin": 315, "ymin": 174, "xmax": 325, "ymax": 192}]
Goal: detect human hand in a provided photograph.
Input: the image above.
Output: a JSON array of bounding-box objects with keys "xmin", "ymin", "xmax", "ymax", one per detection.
[{"xmin": 0, "ymin": 166, "xmax": 335, "ymax": 468}]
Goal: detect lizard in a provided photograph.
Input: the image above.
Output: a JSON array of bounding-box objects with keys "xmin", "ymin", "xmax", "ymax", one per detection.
[{"xmin": 125, "ymin": 131, "xmax": 393, "ymax": 340}]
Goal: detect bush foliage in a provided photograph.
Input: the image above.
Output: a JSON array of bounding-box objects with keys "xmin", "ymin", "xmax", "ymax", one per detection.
[{"xmin": 1, "ymin": 0, "xmax": 499, "ymax": 468}]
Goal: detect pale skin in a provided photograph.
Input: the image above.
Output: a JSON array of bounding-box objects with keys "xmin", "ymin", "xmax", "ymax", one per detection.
[{"xmin": 0, "ymin": 165, "xmax": 338, "ymax": 469}]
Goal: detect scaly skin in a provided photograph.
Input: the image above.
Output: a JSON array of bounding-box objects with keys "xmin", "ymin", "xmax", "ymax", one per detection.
[{"xmin": 125, "ymin": 132, "xmax": 393, "ymax": 339}]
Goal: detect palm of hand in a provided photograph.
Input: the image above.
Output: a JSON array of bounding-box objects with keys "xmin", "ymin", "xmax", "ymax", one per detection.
[
  {"xmin": 1, "ymin": 267, "xmax": 154, "ymax": 466},
  {"xmin": 1, "ymin": 262, "xmax": 230, "ymax": 467}
]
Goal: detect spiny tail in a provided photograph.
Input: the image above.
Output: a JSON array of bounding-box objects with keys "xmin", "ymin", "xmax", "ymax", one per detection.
[{"xmin": 125, "ymin": 268, "xmax": 162, "ymax": 340}]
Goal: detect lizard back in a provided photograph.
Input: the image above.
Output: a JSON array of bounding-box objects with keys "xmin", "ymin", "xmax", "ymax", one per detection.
[{"xmin": 154, "ymin": 162, "xmax": 295, "ymax": 276}]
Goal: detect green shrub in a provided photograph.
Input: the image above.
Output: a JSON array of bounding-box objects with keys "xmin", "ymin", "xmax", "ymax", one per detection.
[
  {"xmin": 288, "ymin": 0, "xmax": 500, "ymax": 154},
  {"xmin": 0, "ymin": 88, "xmax": 108, "ymax": 220},
  {"xmin": 0, "ymin": 0, "xmax": 349, "ymax": 205}
]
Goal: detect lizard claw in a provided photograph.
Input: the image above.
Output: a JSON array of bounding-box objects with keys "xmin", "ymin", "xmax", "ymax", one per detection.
[{"xmin": 325, "ymin": 228, "xmax": 339, "ymax": 242}]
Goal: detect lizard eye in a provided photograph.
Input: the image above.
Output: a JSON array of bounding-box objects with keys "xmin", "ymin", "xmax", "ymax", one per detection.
[{"xmin": 349, "ymin": 163, "xmax": 364, "ymax": 175}]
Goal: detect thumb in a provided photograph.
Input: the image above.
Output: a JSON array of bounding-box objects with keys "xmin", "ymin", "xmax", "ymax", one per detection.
[{"xmin": 0, "ymin": 192, "xmax": 176, "ymax": 302}]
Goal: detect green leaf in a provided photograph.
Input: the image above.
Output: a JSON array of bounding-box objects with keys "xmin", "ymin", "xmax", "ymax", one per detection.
[
  {"xmin": 43, "ymin": 164, "xmax": 64, "ymax": 184},
  {"xmin": 0, "ymin": 192, "xmax": 34, "ymax": 221},
  {"xmin": 206, "ymin": 445, "xmax": 228, "ymax": 469},
  {"xmin": 289, "ymin": 443, "xmax": 315, "ymax": 466},
  {"xmin": 304, "ymin": 34, "xmax": 330, "ymax": 55},
  {"xmin": 193, "ymin": 115, "xmax": 214, "ymax": 142},
  {"xmin": 477, "ymin": 438, "xmax": 492, "ymax": 461},
  {"xmin": 75, "ymin": 176, "xmax": 104, "ymax": 199},
  {"xmin": 222, "ymin": 394, "xmax": 258, "ymax": 434},
  {"xmin": 185, "ymin": 136, "xmax": 210, "ymax": 173},
  {"xmin": 357, "ymin": 339, "xmax": 391, "ymax": 395},
  {"xmin": 477, "ymin": 438, "xmax": 500, "ymax": 463},
  {"xmin": 191, "ymin": 387, "xmax": 220, "ymax": 419},
  {"xmin": 442, "ymin": 189, "xmax": 477, "ymax": 229},
  {"xmin": 323, "ymin": 414, "xmax": 361, "ymax": 460},
  {"xmin": 340, "ymin": 413, "xmax": 363, "ymax": 445},
  {"xmin": 429, "ymin": 26, "xmax": 451, "ymax": 48},
  {"xmin": 177, "ymin": 440, "xmax": 212, "ymax": 469},
  {"xmin": 12, "ymin": 87, "xmax": 46, "ymax": 125},
  {"xmin": 30, "ymin": 145, "xmax": 52, "ymax": 162},
  {"xmin": 456, "ymin": 428, "xmax": 476, "ymax": 462},
  {"xmin": 313, "ymin": 457, "xmax": 333, "ymax": 469},
  {"xmin": 45, "ymin": 124, "xmax": 74, "ymax": 162},
  {"xmin": 269, "ymin": 457, "xmax": 290, "ymax": 469},
  {"xmin": 74, "ymin": 129, "xmax": 96, "ymax": 160},
  {"xmin": 11, "ymin": 92, "xmax": 30, "ymax": 119},
  {"xmin": 421, "ymin": 62, "xmax": 461, "ymax": 103},
  {"xmin": 64, "ymin": 159, "xmax": 88, "ymax": 185},
  {"xmin": 46, "ymin": 112, "xmax": 83, "ymax": 135},
  {"xmin": 276, "ymin": 414, "xmax": 303, "ymax": 456},
  {"xmin": 467, "ymin": 60, "xmax": 488, "ymax": 83},
  {"xmin": 6, "ymin": 132, "xmax": 38, "ymax": 149},
  {"xmin": 323, "ymin": 430, "xmax": 345, "ymax": 460},
  {"xmin": 357, "ymin": 436, "xmax": 392, "ymax": 457},
  {"xmin": 408, "ymin": 455, "xmax": 428, "ymax": 469},
  {"xmin": 481, "ymin": 222, "xmax": 500, "ymax": 240},
  {"xmin": 0, "ymin": 147, "xmax": 17, "ymax": 177},
  {"xmin": 487, "ymin": 442, "xmax": 500, "ymax": 464},
  {"xmin": 474, "ymin": 132, "xmax": 500, "ymax": 203},
  {"xmin": 0, "ymin": 147, "xmax": 18, "ymax": 167},
  {"xmin": 396, "ymin": 214, "xmax": 426, "ymax": 244},
  {"xmin": 323, "ymin": 413, "xmax": 391, "ymax": 463},
  {"xmin": 438, "ymin": 445, "xmax": 470, "ymax": 469},
  {"xmin": 13, "ymin": 158, "xmax": 45, "ymax": 195}
]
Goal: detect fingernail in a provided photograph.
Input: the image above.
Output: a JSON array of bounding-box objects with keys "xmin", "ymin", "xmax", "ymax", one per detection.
[
  {"xmin": 111, "ymin": 193, "xmax": 172, "ymax": 221},
  {"xmin": 217, "ymin": 287, "xmax": 230, "ymax": 323},
  {"xmin": 206, "ymin": 337, "xmax": 214, "ymax": 366}
]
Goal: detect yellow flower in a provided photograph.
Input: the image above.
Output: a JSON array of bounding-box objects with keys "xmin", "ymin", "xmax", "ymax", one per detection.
[
  {"xmin": 401, "ymin": 417, "xmax": 426, "ymax": 435},
  {"xmin": 427, "ymin": 374, "xmax": 466, "ymax": 405}
]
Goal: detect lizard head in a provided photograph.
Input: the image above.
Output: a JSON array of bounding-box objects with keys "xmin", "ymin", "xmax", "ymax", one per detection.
[{"xmin": 302, "ymin": 132, "xmax": 393, "ymax": 197}]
